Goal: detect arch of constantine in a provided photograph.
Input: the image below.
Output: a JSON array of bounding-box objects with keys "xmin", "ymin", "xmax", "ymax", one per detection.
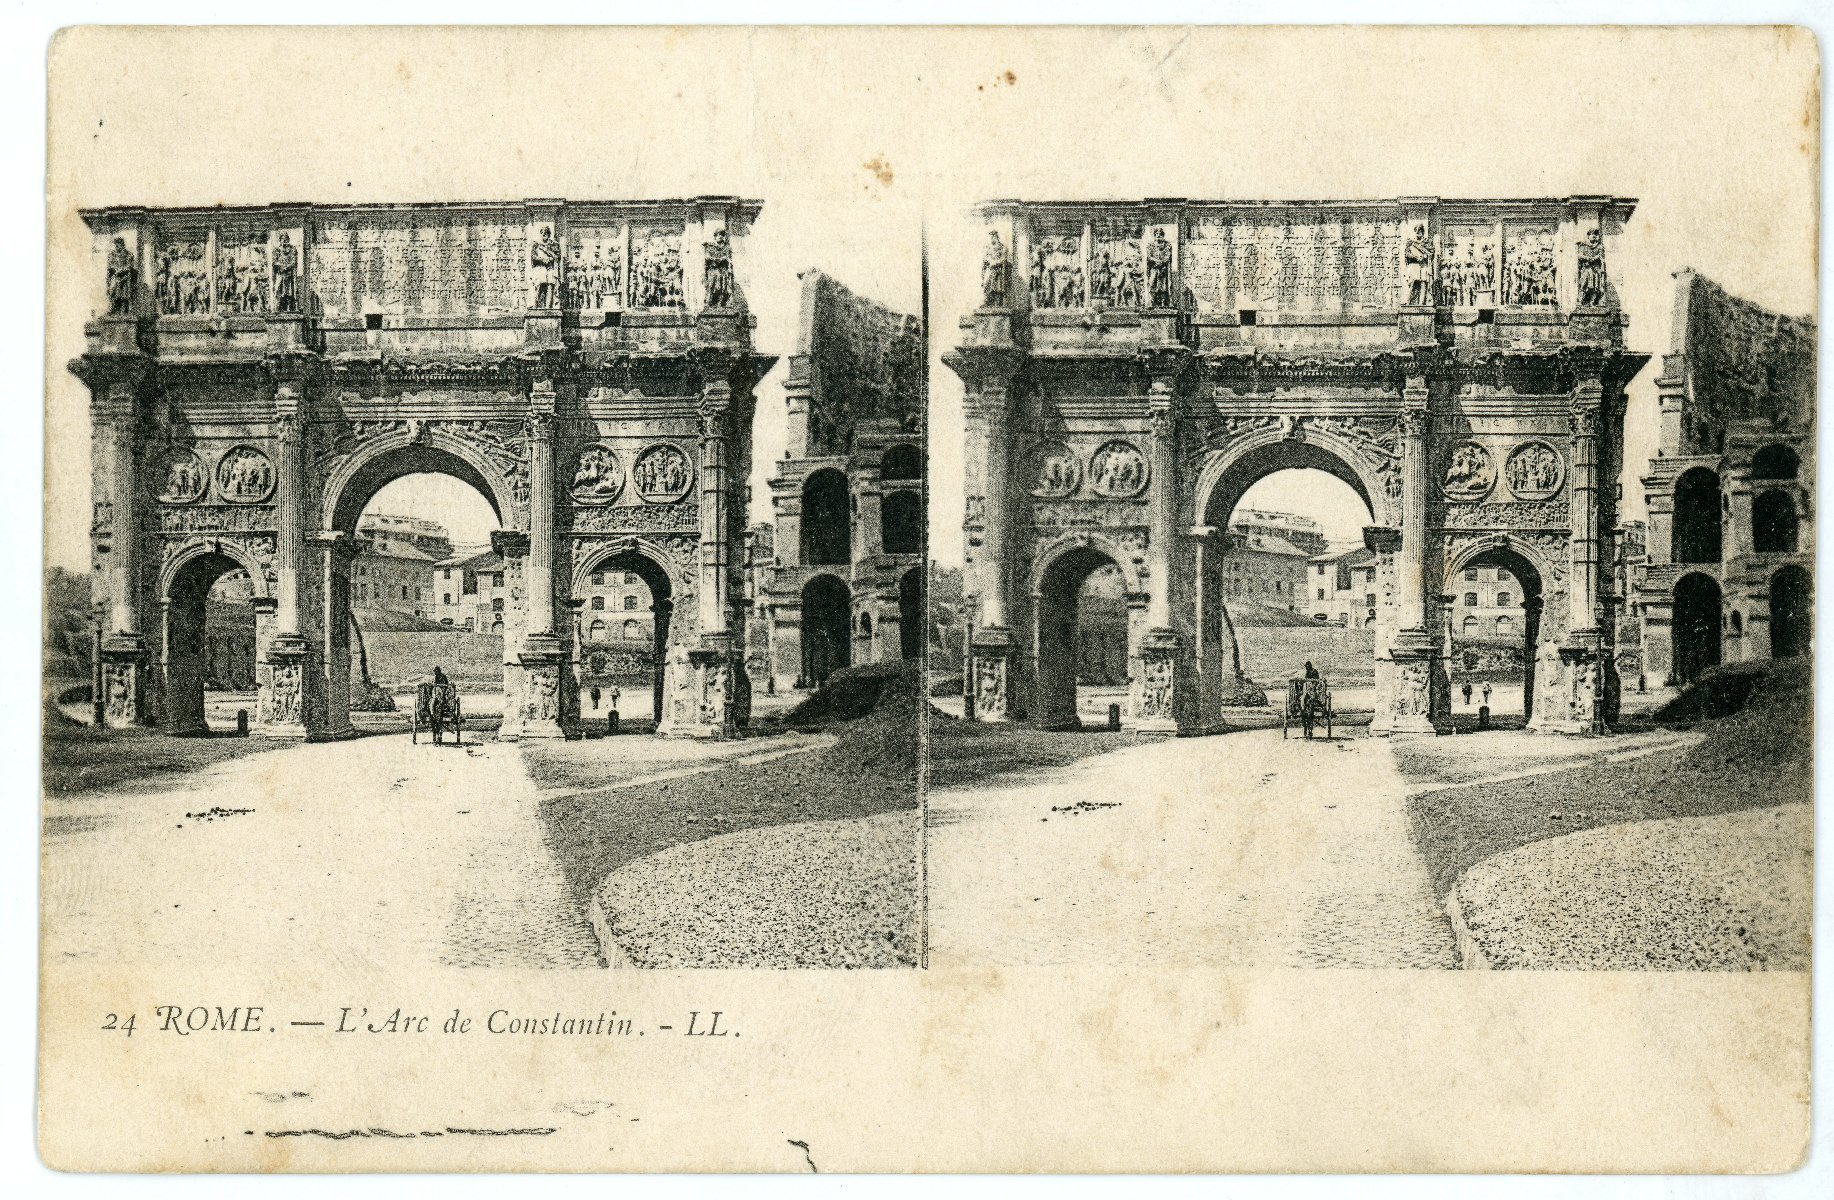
[
  {"xmin": 73, "ymin": 197, "xmax": 772, "ymax": 740},
  {"xmin": 946, "ymin": 196, "xmax": 1648, "ymax": 736}
]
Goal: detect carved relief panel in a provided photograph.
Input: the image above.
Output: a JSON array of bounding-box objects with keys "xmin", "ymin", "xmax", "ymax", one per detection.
[
  {"xmin": 566, "ymin": 225, "xmax": 628, "ymax": 311},
  {"xmin": 1501, "ymin": 223, "xmax": 1558, "ymax": 307},
  {"xmin": 628, "ymin": 223, "xmax": 685, "ymax": 310}
]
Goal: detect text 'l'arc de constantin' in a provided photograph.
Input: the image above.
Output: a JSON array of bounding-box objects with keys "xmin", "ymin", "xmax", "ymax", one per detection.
[
  {"xmin": 72, "ymin": 197, "xmax": 772, "ymax": 741},
  {"xmin": 947, "ymin": 196, "xmax": 1648, "ymax": 736}
]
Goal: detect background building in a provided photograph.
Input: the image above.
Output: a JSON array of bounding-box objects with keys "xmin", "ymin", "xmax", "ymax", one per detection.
[
  {"xmin": 754, "ymin": 270, "xmax": 925, "ymax": 692},
  {"xmin": 1309, "ymin": 545, "xmax": 1378, "ymax": 627},
  {"xmin": 1221, "ymin": 511, "xmax": 1321, "ymax": 613},
  {"xmin": 1635, "ymin": 270, "xmax": 1815, "ymax": 685},
  {"xmin": 432, "ymin": 547, "xmax": 509, "ymax": 633},
  {"xmin": 352, "ymin": 513, "xmax": 444, "ymax": 618}
]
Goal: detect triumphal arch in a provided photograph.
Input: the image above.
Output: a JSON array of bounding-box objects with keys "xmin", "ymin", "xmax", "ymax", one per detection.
[
  {"xmin": 946, "ymin": 197, "xmax": 1647, "ymax": 735},
  {"xmin": 73, "ymin": 196, "xmax": 771, "ymax": 741}
]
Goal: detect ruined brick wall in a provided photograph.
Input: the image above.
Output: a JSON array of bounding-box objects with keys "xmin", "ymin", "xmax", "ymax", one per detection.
[
  {"xmin": 1684, "ymin": 274, "xmax": 1816, "ymax": 437},
  {"xmin": 800, "ymin": 271, "xmax": 923, "ymax": 455}
]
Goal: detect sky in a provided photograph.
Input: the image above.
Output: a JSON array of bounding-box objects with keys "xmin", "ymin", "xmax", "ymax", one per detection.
[{"xmin": 44, "ymin": 28, "xmax": 1818, "ymax": 575}]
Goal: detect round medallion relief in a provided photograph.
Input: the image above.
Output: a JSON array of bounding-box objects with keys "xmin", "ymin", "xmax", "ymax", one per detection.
[
  {"xmin": 632, "ymin": 443, "xmax": 692, "ymax": 504},
  {"xmin": 1504, "ymin": 440, "xmax": 1564, "ymax": 500},
  {"xmin": 569, "ymin": 444, "xmax": 625, "ymax": 505},
  {"xmin": 1088, "ymin": 440, "xmax": 1149, "ymax": 498},
  {"xmin": 1441, "ymin": 441, "xmax": 1496, "ymax": 502},
  {"xmin": 215, "ymin": 445, "xmax": 276, "ymax": 504},
  {"xmin": 154, "ymin": 447, "xmax": 207, "ymax": 504},
  {"xmin": 1027, "ymin": 442, "xmax": 1081, "ymax": 498}
]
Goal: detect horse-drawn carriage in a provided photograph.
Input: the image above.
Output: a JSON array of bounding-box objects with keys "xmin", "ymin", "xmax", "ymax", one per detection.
[
  {"xmin": 411, "ymin": 681, "xmax": 464, "ymax": 745},
  {"xmin": 1281, "ymin": 676, "xmax": 1333, "ymax": 741}
]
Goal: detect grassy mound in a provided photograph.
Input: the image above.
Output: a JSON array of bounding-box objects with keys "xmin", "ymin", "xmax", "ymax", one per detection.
[
  {"xmin": 1653, "ymin": 658, "xmax": 1785, "ymax": 723},
  {"xmin": 783, "ymin": 659, "xmax": 911, "ymax": 725}
]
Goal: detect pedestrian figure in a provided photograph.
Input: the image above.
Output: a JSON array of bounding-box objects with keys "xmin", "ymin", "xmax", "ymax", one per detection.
[
  {"xmin": 589, "ymin": 684, "xmax": 602, "ymax": 710},
  {"xmin": 1303, "ymin": 660, "xmax": 1320, "ymax": 680},
  {"xmin": 1636, "ymin": 672, "xmax": 1647, "ymax": 694},
  {"xmin": 1462, "ymin": 681, "xmax": 1473, "ymax": 706},
  {"xmin": 1481, "ymin": 681, "xmax": 1493, "ymax": 707}
]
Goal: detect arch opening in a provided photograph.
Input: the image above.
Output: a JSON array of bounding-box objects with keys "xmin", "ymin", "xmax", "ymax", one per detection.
[
  {"xmin": 898, "ymin": 567, "xmax": 924, "ymax": 661},
  {"xmin": 881, "ymin": 489, "xmax": 922, "ymax": 556},
  {"xmin": 1751, "ymin": 443, "xmax": 1800, "ymax": 481},
  {"xmin": 1770, "ymin": 564, "xmax": 1812, "ymax": 659},
  {"xmin": 1673, "ymin": 467, "xmax": 1722, "ymax": 564},
  {"xmin": 162, "ymin": 551, "xmax": 256, "ymax": 735},
  {"xmin": 1449, "ymin": 545, "xmax": 1544, "ymax": 727},
  {"xmin": 880, "ymin": 442, "xmax": 922, "ymax": 481},
  {"xmin": 1036, "ymin": 545, "xmax": 1128, "ymax": 729},
  {"xmin": 801, "ymin": 574, "xmax": 852, "ymax": 688},
  {"xmin": 1673, "ymin": 572, "xmax": 1724, "ymax": 685},
  {"xmin": 801, "ymin": 469, "xmax": 851, "ymax": 566},
  {"xmin": 575, "ymin": 547, "xmax": 673, "ymax": 732},
  {"xmin": 1202, "ymin": 453, "xmax": 1375, "ymax": 724},
  {"xmin": 1752, "ymin": 489, "xmax": 1799, "ymax": 554}
]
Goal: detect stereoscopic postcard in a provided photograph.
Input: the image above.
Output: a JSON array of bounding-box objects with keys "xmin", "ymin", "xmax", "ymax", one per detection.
[{"xmin": 38, "ymin": 24, "xmax": 1816, "ymax": 1172}]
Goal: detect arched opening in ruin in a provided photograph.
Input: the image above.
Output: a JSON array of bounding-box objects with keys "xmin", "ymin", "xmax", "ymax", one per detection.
[
  {"xmin": 329, "ymin": 445, "xmax": 510, "ymax": 733},
  {"xmin": 161, "ymin": 551, "xmax": 260, "ymax": 735},
  {"xmin": 801, "ymin": 468, "xmax": 851, "ymax": 566},
  {"xmin": 881, "ymin": 488, "xmax": 922, "ymax": 555},
  {"xmin": 574, "ymin": 548, "xmax": 673, "ymax": 732},
  {"xmin": 898, "ymin": 567, "xmax": 923, "ymax": 661},
  {"xmin": 1672, "ymin": 467, "xmax": 1723, "ymax": 564},
  {"xmin": 881, "ymin": 442, "xmax": 922, "ymax": 482},
  {"xmin": 1451, "ymin": 544, "xmax": 1545, "ymax": 727},
  {"xmin": 800, "ymin": 573, "xmax": 852, "ymax": 688},
  {"xmin": 1752, "ymin": 489, "xmax": 1799, "ymax": 554},
  {"xmin": 1769, "ymin": 564, "xmax": 1812, "ymax": 659},
  {"xmin": 1199, "ymin": 440, "xmax": 1379, "ymax": 722},
  {"xmin": 1751, "ymin": 443, "xmax": 1800, "ymax": 481},
  {"xmin": 1035, "ymin": 545, "xmax": 1129, "ymax": 729},
  {"xmin": 1672, "ymin": 571, "xmax": 1723, "ymax": 685}
]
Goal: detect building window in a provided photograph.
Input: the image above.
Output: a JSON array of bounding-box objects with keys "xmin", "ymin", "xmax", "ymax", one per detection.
[
  {"xmin": 1497, "ymin": 570, "xmax": 1513, "ymax": 584},
  {"xmin": 623, "ymin": 619, "xmax": 640, "ymax": 639},
  {"xmin": 490, "ymin": 619, "xmax": 503, "ymax": 634},
  {"xmin": 1462, "ymin": 615, "xmax": 1479, "ymax": 634},
  {"xmin": 591, "ymin": 596, "xmax": 605, "ymax": 611},
  {"xmin": 592, "ymin": 571, "xmax": 604, "ymax": 585},
  {"xmin": 1364, "ymin": 594, "xmax": 1376, "ymax": 608},
  {"xmin": 1464, "ymin": 569, "xmax": 1478, "ymax": 581},
  {"xmin": 1316, "ymin": 588, "xmax": 1325, "ymax": 600},
  {"xmin": 491, "ymin": 598, "xmax": 504, "ymax": 612},
  {"xmin": 401, "ymin": 586, "xmax": 409, "ymax": 600},
  {"xmin": 588, "ymin": 619, "xmax": 607, "ymax": 639},
  {"xmin": 1496, "ymin": 592, "xmax": 1511, "ymax": 607},
  {"xmin": 491, "ymin": 572, "xmax": 505, "ymax": 588},
  {"xmin": 1463, "ymin": 592, "xmax": 1478, "ymax": 607},
  {"xmin": 1497, "ymin": 615, "xmax": 1513, "ymax": 634},
  {"xmin": 441, "ymin": 618, "xmax": 453, "ymax": 626},
  {"xmin": 442, "ymin": 593, "xmax": 452, "ymax": 605},
  {"xmin": 623, "ymin": 595, "xmax": 637, "ymax": 611}
]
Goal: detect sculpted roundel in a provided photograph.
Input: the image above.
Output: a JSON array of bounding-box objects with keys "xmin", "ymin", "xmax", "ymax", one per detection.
[
  {"xmin": 632, "ymin": 443, "xmax": 692, "ymax": 504},
  {"xmin": 1504, "ymin": 440, "xmax": 1564, "ymax": 500},
  {"xmin": 215, "ymin": 445, "xmax": 277, "ymax": 504},
  {"xmin": 154, "ymin": 447, "xmax": 207, "ymax": 504},
  {"xmin": 1028, "ymin": 441, "xmax": 1081, "ymax": 498},
  {"xmin": 569, "ymin": 444, "xmax": 625, "ymax": 505},
  {"xmin": 1441, "ymin": 441, "xmax": 1496, "ymax": 502},
  {"xmin": 1088, "ymin": 439, "xmax": 1149, "ymax": 498}
]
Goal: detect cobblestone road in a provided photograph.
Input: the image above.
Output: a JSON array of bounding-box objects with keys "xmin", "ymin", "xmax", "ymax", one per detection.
[{"xmin": 926, "ymin": 727, "xmax": 1457, "ymax": 969}]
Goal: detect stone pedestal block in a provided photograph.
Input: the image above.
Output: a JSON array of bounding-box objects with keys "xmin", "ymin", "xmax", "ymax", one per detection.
[
  {"xmin": 659, "ymin": 640, "xmax": 743, "ymax": 740},
  {"xmin": 1134, "ymin": 627, "xmax": 1184, "ymax": 734},
  {"xmin": 968, "ymin": 626, "xmax": 1015, "ymax": 723},
  {"xmin": 258, "ymin": 634, "xmax": 311, "ymax": 739},
  {"xmin": 1379, "ymin": 632, "xmax": 1444, "ymax": 736},
  {"xmin": 510, "ymin": 634, "xmax": 569, "ymax": 741},
  {"xmin": 98, "ymin": 634, "xmax": 147, "ymax": 729}
]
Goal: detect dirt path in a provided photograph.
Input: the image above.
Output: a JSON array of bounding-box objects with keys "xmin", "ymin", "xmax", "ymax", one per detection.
[{"xmin": 925, "ymin": 727, "xmax": 1456, "ymax": 969}]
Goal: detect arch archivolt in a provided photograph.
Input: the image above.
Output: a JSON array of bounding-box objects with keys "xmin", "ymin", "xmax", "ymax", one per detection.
[
  {"xmin": 1443, "ymin": 530, "xmax": 1565, "ymax": 591},
  {"xmin": 316, "ymin": 420, "xmax": 528, "ymax": 533},
  {"xmin": 1026, "ymin": 528, "xmax": 1146, "ymax": 598},
  {"xmin": 158, "ymin": 534, "xmax": 277, "ymax": 600},
  {"xmin": 1190, "ymin": 419, "xmax": 1399, "ymax": 529},
  {"xmin": 568, "ymin": 533, "xmax": 697, "ymax": 596}
]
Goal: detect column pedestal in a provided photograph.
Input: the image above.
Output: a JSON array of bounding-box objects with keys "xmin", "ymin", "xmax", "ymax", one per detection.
[
  {"xmin": 97, "ymin": 634, "xmax": 147, "ymax": 729},
  {"xmin": 511, "ymin": 632, "xmax": 569, "ymax": 741},
  {"xmin": 258, "ymin": 633, "xmax": 311, "ymax": 739},
  {"xmin": 1542, "ymin": 631, "xmax": 1606, "ymax": 735},
  {"xmin": 1134, "ymin": 628, "xmax": 1184, "ymax": 735},
  {"xmin": 1384, "ymin": 631, "xmax": 1444, "ymax": 736},
  {"xmin": 968, "ymin": 626, "xmax": 1014, "ymax": 723},
  {"xmin": 660, "ymin": 634, "xmax": 742, "ymax": 740}
]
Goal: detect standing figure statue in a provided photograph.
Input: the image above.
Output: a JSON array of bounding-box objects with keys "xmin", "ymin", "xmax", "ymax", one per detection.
[
  {"xmin": 105, "ymin": 237, "xmax": 136, "ymax": 316},
  {"xmin": 980, "ymin": 229, "xmax": 1010, "ymax": 307},
  {"xmin": 702, "ymin": 227, "xmax": 735, "ymax": 309},
  {"xmin": 1145, "ymin": 228, "xmax": 1173, "ymax": 308},
  {"xmin": 1029, "ymin": 242, "xmax": 1048, "ymax": 307},
  {"xmin": 529, "ymin": 225, "xmax": 561, "ymax": 309},
  {"xmin": 1403, "ymin": 223, "xmax": 1435, "ymax": 307},
  {"xmin": 271, "ymin": 234, "xmax": 298, "ymax": 314},
  {"xmin": 1577, "ymin": 227, "xmax": 1608, "ymax": 307}
]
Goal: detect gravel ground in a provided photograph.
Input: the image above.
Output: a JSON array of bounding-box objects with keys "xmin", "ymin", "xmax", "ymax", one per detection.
[
  {"xmin": 1453, "ymin": 803, "xmax": 1811, "ymax": 970},
  {"xmin": 42, "ymin": 703, "xmax": 288, "ymax": 797},
  {"xmin": 928, "ymin": 715, "xmax": 1157, "ymax": 790},
  {"xmin": 594, "ymin": 812, "xmax": 919, "ymax": 968}
]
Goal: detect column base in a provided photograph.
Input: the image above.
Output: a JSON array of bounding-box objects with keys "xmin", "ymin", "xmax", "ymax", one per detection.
[
  {"xmin": 967, "ymin": 627, "xmax": 1015, "ymax": 723},
  {"xmin": 257, "ymin": 635, "xmax": 311, "ymax": 739},
  {"xmin": 97, "ymin": 634, "xmax": 148, "ymax": 729},
  {"xmin": 1133, "ymin": 628, "xmax": 1185, "ymax": 734},
  {"xmin": 1374, "ymin": 632, "xmax": 1446, "ymax": 736},
  {"xmin": 657, "ymin": 644, "xmax": 742, "ymax": 740},
  {"xmin": 505, "ymin": 637, "xmax": 569, "ymax": 741},
  {"xmin": 1533, "ymin": 636, "xmax": 1606, "ymax": 735}
]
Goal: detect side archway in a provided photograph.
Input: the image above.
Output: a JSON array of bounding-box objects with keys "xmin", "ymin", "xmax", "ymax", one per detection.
[
  {"xmin": 1770, "ymin": 564, "xmax": 1812, "ymax": 659},
  {"xmin": 1673, "ymin": 572, "xmax": 1723, "ymax": 684}
]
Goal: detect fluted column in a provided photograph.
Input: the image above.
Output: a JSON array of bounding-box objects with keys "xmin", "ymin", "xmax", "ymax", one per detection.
[
  {"xmin": 525, "ymin": 386, "xmax": 557, "ymax": 637},
  {"xmin": 101, "ymin": 386, "xmax": 141, "ymax": 638},
  {"xmin": 698, "ymin": 385, "xmax": 732, "ymax": 642},
  {"xmin": 974, "ymin": 393, "xmax": 1013, "ymax": 630},
  {"xmin": 1397, "ymin": 398, "xmax": 1430, "ymax": 634},
  {"xmin": 1569, "ymin": 398, "xmax": 1601, "ymax": 632},
  {"xmin": 273, "ymin": 401, "xmax": 304, "ymax": 638}
]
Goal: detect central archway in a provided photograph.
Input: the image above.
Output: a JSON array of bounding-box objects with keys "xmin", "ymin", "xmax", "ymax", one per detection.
[
  {"xmin": 573, "ymin": 546, "xmax": 674, "ymax": 732},
  {"xmin": 1446, "ymin": 542, "xmax": 1545, "ymax": 727}
]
